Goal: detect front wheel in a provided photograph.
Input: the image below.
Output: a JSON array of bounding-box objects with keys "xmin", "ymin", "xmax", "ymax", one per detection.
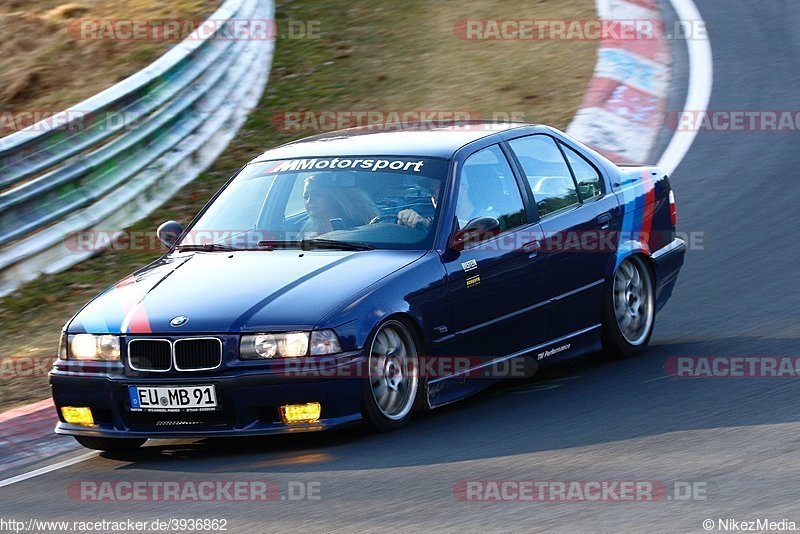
[
  {"xmin": 601, "ymin": 255, "xmax": 655, "ymax": 359},
  {"xmin": 73, "ymin": 436, "xmax": 147, "ymax": 452},
  {"xmin": 361, "ymin": 319, "xmax": 421, "ymax": 432}
]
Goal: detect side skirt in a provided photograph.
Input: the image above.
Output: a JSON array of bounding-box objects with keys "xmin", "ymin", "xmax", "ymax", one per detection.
[{"xmin": 426, "ymin": 324, "xmax": 602, "ymax": 409}]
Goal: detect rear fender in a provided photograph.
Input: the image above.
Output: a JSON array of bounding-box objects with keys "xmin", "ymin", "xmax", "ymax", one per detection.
[{"xmin": 608, "ymin": 166, "xmax": 673, "ymax": 277}]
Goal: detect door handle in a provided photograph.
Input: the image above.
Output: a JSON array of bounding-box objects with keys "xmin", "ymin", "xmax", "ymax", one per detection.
[
  {"xmin": 596, "ymin": 212, "xmax": 612, "ymax": 229},
  {"xmin": 523, "ymin": 240, "xmax": 541, "ymax": 258}
]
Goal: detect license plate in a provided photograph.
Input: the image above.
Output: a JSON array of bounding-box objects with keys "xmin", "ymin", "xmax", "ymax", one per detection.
[{"xmin": 128, "ymin": 385, "xmax": 218, "ymax": 412}]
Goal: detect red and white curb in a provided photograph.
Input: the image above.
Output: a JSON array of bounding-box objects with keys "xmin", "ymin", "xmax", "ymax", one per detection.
[{"xmin": 567, "ymin": 0, "xmax": 672, "ymax": 164}]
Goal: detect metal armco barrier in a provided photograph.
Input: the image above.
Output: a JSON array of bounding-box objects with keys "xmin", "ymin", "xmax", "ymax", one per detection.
[{"xmin": 0, "ymin": 0, "xmax": 275, "ymax": 296}]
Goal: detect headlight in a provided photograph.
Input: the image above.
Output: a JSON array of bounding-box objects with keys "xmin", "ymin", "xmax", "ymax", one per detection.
[
  {"xmin": 240, "ymin": 330, "xmax": 342, "ymax": 359},
  {"xmin": 240, "ymin": 332, "xmax": 309, "ymax": 359},
  {"xmin": 68, "ymin": 334, "xmax": 120, "ymax": 361}
]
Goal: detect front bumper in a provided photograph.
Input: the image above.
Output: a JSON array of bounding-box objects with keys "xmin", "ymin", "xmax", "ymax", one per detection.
[{"xmin": 50, "ymin": 352, "xmax": 365, "ymax": 439}]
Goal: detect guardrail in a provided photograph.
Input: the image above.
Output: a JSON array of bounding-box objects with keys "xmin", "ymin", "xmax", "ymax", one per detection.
[{"xmin": 0, "ymin": 0, "xmax": 275, "ymax": 296}]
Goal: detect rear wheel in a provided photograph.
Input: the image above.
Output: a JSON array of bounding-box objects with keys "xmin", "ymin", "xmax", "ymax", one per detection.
[
  {"xmin": 601, "ymin": 255, "xmax": 655, "ymax": 359},
  {"xmin": 73, "ymin": 436, "xmax": 147, "ymax": 452},
  {"xmin": 361, "ymin": 319, "xmax": 421, "ymax": 432}
]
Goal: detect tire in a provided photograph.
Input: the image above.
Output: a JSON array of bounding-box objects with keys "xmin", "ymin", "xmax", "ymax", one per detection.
[
  {"xmin": 73, "ymin": 436, "xmax": 147, "ymax": 452},
  {"xmin": 361, "ymin": 318, "xmax": 423, "ymax": 432},
  {"xmin": 601, "ymin": 255, "xmax": 655, "ymax": 359}
]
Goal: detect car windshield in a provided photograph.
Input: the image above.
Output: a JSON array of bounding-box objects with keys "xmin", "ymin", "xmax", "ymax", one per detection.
[{"xmin": 180, "ymin": 156, "xmax": 450, "ymax": 250}]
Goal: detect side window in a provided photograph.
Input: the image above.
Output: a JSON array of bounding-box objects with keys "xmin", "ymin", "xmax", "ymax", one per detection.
[
  {"xmin": 457, "ymin": 145, "xmax": 526, "ymax": 231},
  {"xmin": 508, "ymin": 135, "xmax": 579, "ymax": 218},
  {"xmin": 561, "ymin": 143, "xmax": 602, "ymax": 201}
]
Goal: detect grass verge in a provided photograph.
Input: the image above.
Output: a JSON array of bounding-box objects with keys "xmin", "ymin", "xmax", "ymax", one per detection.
[{"xmin": 0, "ymin": 0, "xmax": 220, "ymax": 117}]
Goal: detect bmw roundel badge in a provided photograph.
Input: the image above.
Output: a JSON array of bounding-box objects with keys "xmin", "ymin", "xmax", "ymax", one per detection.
[{"xmin": 170, "ymin": 315, "xmax": 188, "ymax": 327}]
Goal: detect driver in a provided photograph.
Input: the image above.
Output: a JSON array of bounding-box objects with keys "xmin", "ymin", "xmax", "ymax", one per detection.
[
  {"xmin": 302, "ymin": 175, "xmax": 378, "ymax": 236},
  {"xmin": 397, "ymin": 178, "xmax": 441, "ymax": 231},
  {"xmin": 454, "ymin": 169, "xmax": 503, "ymax": 229}
]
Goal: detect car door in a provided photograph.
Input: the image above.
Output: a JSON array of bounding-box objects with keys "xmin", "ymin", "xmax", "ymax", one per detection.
[
  {"xmin": 506, "ymin": 134, "xmax": 621, "ymax": 339},
  {"xmin": 440, "ymin": 144, "xmax": 548, "ymax": 363}
]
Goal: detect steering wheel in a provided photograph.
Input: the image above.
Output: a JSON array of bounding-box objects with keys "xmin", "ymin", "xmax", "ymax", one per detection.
[
  {"xmin": 369, "ymin": 212, "xmax": 431, "ymax": 233},
  {"xmin": 369, "ymin": 214, "xmax": 400, "ymax": 225}
]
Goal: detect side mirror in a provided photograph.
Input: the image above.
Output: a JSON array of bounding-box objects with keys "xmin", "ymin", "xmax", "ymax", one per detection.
[
  {"xmin": 157, "ymin": 220, "xmax": 183, "ymax": 248},
  {"xmin": 449, "ymin": 216, "xmax": 501, "ymax": 251}
]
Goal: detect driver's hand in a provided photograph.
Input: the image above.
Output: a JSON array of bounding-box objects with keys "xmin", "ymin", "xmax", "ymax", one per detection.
[{"xmin": 398, "ymin": 209, "xmax": 429, "ymax": 229}]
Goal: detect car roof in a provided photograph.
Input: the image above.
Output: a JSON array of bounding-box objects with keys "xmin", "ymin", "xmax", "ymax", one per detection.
[{"xmin": 251, "ymin": 121, "xmax": 537, "ymax": 161}]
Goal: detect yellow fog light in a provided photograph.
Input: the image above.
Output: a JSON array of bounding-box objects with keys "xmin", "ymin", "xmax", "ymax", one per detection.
[
  {"xmin": 61, "ymin": 407, "xmax": 94, "ymax": 426},
  {"xmin": 280, "ymin": 402, "xmax": 321, "ymax": 424}
]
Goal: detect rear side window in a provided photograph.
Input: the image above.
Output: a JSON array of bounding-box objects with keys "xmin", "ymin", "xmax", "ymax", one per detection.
[
  {"xmin": 508, "ymin": 135, "xmax": 579, "ymax": 218},
  {"xmin": 561, "ymin": 143, "xmax": 602, "ymax": 201}
]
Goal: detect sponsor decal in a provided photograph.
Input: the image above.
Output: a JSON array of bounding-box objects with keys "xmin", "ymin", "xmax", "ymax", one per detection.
[
  {"xmin": 537, "ymin": 343, "xmax": 571, "ymax": 361},
  {"xmin": 466, "ymin": 275, "xmax": 481, "ymax": 288},
  {"xmin": 265, "ymin": 158, "xmax": 425, "ymax": 174},
  {"xmin": 461, "ymin": 259, "xmax": 478, "ymax": 272}
]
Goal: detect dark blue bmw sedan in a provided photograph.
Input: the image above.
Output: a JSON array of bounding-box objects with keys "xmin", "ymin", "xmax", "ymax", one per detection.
[{"xmin": 51, "ymin": 122, "xmax": 685, "ymax": 451}]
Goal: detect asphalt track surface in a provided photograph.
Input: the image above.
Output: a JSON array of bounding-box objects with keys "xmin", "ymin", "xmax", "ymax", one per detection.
[{"xmin": 2, "ymin": 1, "xmax": 800, "ymax": 531}]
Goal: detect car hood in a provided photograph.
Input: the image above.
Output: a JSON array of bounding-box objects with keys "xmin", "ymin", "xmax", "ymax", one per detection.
[{"xmin": 69, "ymin": 249, "xmax": 426, "ymax": 334}]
